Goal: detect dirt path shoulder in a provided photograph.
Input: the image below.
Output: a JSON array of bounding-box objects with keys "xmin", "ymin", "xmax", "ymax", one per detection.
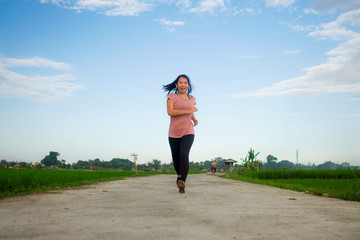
[{"xmin": 1, "ymin": 174, "xmax": 359, "ymax": 240}]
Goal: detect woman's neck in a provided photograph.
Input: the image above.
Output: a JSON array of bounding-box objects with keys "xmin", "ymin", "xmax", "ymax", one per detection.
[{"xmin": 177, "ymin": 92, "xmax": 189, "ymax": 100}]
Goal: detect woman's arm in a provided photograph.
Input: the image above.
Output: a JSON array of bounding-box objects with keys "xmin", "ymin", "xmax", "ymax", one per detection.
[{"xmin": 167, "ymin": 98, "xmax": 197, "ymax": 116}]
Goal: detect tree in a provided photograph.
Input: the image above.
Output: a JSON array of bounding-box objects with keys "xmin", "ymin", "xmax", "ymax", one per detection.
[
  {"xmin": 266, "ymin": 155, "xmax": 278, "ymax": 163},
  {"xmin": 316, "ymin": 161, "xmax": 337, "ymax": 170},
  {"xmin": 189, "ymin": 161, "xmax": 203, "ymax": 171},
  {"xmin": 338, "ymin": 162, "xmax": 351, "ymax": 169},
  {"xmin": 152, "ymin": 159, "xmax": 161, "ymax": 171},
  {"xmin": 73, "ymin": 160, "xmax": 90, "ymax": 169},
  {"xmin": 278, "ymin": 160, "xmax": 295, "ymax": 170},
  {"xmin": 41, "ymin": 151, "xmax": 60, "ymax": 167},
  {"xmin": 161, "ymin": 162, "xmax": 174, "ymax": 172},
  {"xmin": 110, "ymin": 158, "xmax": 133, "ymax": 170},
  {"xmin": 0, "ymin": 159, "xmax": 9, "ymax": 168},
  {"xmin": 203, "ymin": 160, "xmax": 212, "ymax": 170},
  {"xmin": 106, "ymin": 162, "xmax": 112, "ymax": 169}
]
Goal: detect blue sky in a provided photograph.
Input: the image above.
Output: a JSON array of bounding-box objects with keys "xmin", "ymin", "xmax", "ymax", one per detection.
[{"xmin": 1, "ymin": 0, "xmax": 360, "ymax": 166}]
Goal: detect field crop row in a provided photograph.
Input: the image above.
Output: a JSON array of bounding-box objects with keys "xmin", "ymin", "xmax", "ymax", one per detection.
[
  {"xmin": 238, "ymin": 169, "xmax": 360, "ymax": 179},
  {"xmin": 0, "ymin": 169, "xmax": 207, "ymax": 199},
  {"xmin": 0, "ymin": 169, "xmax": 167, "ymax": 199},
  {"xmin": 225, "ymin": 169, "xmax": 360, "ymax": 202}
]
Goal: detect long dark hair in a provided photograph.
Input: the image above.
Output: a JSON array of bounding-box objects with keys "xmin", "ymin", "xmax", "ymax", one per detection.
[{"xmin": 163, "ymin": 74, "xmax": 192, "ymax": 96}]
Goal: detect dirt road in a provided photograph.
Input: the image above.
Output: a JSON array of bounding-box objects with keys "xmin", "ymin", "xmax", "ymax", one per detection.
[{"xmin": 1, "ymin": 174, "xmax": 359, "ymax": 240}]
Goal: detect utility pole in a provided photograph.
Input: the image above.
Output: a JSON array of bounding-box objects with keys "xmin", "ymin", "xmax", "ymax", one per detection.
[
  {"xmin": 130, "ymin": 153, "xmax": 138, "ymax": 174},
  {"xmin": 296, "ymin": 149, "xmax": 299, "ymax": 167}
]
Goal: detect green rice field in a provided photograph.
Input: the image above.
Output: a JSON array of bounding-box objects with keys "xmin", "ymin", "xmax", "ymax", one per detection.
[
  {"xmin": 0, "ymin": 169, "xmax": 206, "ymax": 199},
  {"xmin": 0, "ymin": 169, "xmax": 168, "ymax": 199},
  {"xmin": 2, "ymin": 168, "xmax": 359, "ymax": 201},
  {"xmin": 224, "ymin": 169, "xmax": 360, "ymax": 202}
]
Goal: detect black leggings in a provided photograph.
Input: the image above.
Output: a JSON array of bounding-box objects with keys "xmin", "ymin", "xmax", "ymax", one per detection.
[{"xmin": 168, "ymin": 134, "xmax": 194, "ymax": 182}]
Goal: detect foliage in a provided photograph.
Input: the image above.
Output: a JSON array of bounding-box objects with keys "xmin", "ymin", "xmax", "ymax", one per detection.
[
  {"xmin": 71, "ymin": 158, "xmax": 133, "ymax": 170},
  {"xmin": 227, "ymin": 175, "xmax": 360, "ymax": 202},
  {"xmin": 35, "ymin": 163, "xmax": 43, "ymax": 170},
  {"xmin": 0, "ymin": 168, "xmax": 208, "ymax": 199},
  {"xmin": 189, "ymin": 161, "xmax": 204, "ymax": 171},
  {"xmin": 316, "ymin": 161, "xmax": 338, "ymax": 170},
  {"xmin": 152, "ymin": 159, "xmax": 161, "ymax": 171},
  {"xmin": 266, "ymin": 155, "xmax": 277, "ymax": 163},
  {"xmin": 261, "ymin": 160, "xmax": 355, "ymax": 170},
  {"xmin": 110, "ymin": 158, "xmax": 133, "ymax": 170},
  {"xmin": 225, "ymin": 169, "xmax": 360, "ymax": 201},
  {"xmin": 233, "ymin": 169, "xmax": 360, "ymax": 179},
  {"xmin": 1, "ymin": 160, "xmax": 33, "ymax": 169},
  {"xmin": 41, "ymin": 151, "xmax": 61, "ymax": 167},
  {"xmin": 1, "ymin": 151, "xmax": 358, "ymax": 172},
  {"xmin": 0, "ymin": 169, "xmax": 169, "ymax": 199},
  {"xmin": 241, "ymin": 148, "xmax": 261, "ymax": 171}
]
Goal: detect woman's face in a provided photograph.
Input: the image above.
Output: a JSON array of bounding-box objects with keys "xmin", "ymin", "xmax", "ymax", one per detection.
[{"xmin": 176, "ymin": 77, "xmax": 189, "ymax": 94}]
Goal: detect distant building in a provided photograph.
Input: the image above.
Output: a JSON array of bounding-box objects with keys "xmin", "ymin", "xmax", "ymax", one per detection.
[{"xmin": 224, "ymin": 159, "xmax": 237, "ymax": 172}]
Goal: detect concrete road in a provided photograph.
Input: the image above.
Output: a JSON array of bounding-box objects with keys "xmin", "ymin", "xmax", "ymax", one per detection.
[{"xmin": 1, "ymin": 174, "xmax": 359, "ymax": 240}]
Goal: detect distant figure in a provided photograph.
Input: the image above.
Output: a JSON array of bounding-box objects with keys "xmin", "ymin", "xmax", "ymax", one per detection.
[
  {"xmin": 211, "ymin": 161, "xmax": 217, "ymax": 173},
  {"xmin": 163, "ymin": 74, "xmax": 198, "ymax": 193}
]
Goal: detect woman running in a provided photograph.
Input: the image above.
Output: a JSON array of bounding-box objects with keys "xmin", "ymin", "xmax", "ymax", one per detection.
[{"xmin": 163, "ymin": 74, "xmax": 198, "ymax": 193}]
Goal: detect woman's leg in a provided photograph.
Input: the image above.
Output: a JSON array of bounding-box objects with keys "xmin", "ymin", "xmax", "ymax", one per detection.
[
  {"xmin": 168, "ymin": 137, "xmax": 181, "ymax": 177},
  {"xmin": 179, "ymin": 134, "xmax": 194, "ymax": 182}
]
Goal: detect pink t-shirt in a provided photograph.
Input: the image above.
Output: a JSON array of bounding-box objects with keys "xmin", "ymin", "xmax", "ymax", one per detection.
[{"xmin": 168, "ymin": 93, "xmax": 196, "ymax": 138}]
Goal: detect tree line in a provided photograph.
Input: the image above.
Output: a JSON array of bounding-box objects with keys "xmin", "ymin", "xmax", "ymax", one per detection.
[
  {"xmin": 0, "ymin": 151, "xmax": 358, "ymax": 170},
  {"xmin": 261, "ymin": 154, "xmax": 356, "ymax": 170}
]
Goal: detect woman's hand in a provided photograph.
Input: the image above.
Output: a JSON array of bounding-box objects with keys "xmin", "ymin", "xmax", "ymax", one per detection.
[{"xmin": 191, "ymin": 112, "xmax": 198, "ymax": 126}]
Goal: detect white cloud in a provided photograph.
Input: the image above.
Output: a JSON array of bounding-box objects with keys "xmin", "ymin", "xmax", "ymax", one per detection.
[
  {"xmin": 188, "ymin": 0, "xmax": 226, "ymax": 14},
  {"xmin": 281, "ymin": 9, "xmax": 360, "ymax": 39},
  {"xmin": 279, "ymin": 21, "xmax": 316, "ymax": 32},
  {"xmin": 232, "ymin": 9, "xmax": 360, "ymax": 98},
  {"xmin": 0, "ymin": 55, "xmax": 84, "ymax": 102},
  {"xmin": 0, "ymin": 56, "xmax": 71, "ymax": 69},
  {"xmin": 311, "ymin": 0, "xmax": 360, "ymax": 14},
  {"xmin": 303, "ymin": 8, "xmax": 319, "ymax": 15},
  {"xmin": 338, "ymin": 8, "xmax": 360, "ymax": 27},
  {"xmin": 40, "ymin": 0, "xmax": 153, "ymax": 16},
  {"xmin": 264, "ymin": 0, "xmax": 295, "ymax": 8},
  {"xmin": 156, "ymin": 18, "xmax": 185, "ymax": 26},
  {"xmin": 167, "ymin": 27, "xmax": 176, "ymax": 32},
  {"xmin": 155, "ymin": 18, "xmax": 185, "ymax": 32},
  {"xmin": 283, "ymin": 49, "xmax": 301, "ymax": 54},
  {"xmin": 176, "ymin": 0, "xmax": 191, "ymax": 8},
  {"xmin": 309, "ymin": 9, "xmax": 360, "ymax": 41},
  {"xmin": 231, "ymin": 7, "xmax": 260, "ymax": 16},
  {"xmin": 40, "ymin": 0, "xmax": 231, "ymax": 16}
]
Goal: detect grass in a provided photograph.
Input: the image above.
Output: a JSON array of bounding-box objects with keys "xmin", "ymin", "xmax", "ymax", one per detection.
[
  {"xmin": 0, "ymin": 169, "xmax": 168, "ymax": 199},
  {"xmin": 224, "ymin": 169, "xmax": 360, "ymax": 202},
  {"xmin": 0, "ymin": 168, "xmax": 207, "ymax": 199},
  {"xmin": 237, "ymin": 169, "xmax": 360, "ymax": 179}
]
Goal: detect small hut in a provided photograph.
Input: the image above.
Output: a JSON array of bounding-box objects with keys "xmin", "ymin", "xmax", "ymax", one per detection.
[{"xmin": 224, "ymin": 159, "xmax": 237, "ymax": 172}]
